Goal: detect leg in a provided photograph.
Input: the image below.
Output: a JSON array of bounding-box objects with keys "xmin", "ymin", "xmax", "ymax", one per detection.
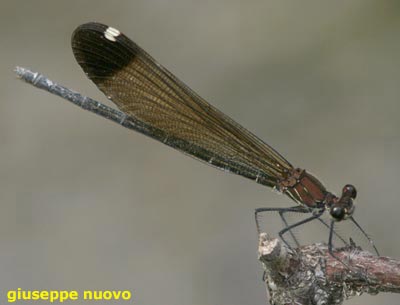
[
  {"xmin": 256, "ymin": 206, "xmax": 349, "ymax": 248},
  {"xmin": 328, "ymin": 220, "xmax": 370, "ymax": 282},
  {"xmin": 254, "ymin": 205, "xmax": 310, "ymax": 234},
  {"xmin": 316, "ymin": 217, "xmax": 349, "ymax": 246},
  {"xmin": 328, "ymin": 220, "xmax": 353, "ymax": 269},
  {"xmin": 283, "ymin": 210, "xmax": 350, "ymax": 247},
  {"xmin": 349, "ymin": 216, "xmax": 380, "ymax": 256},
  {"xmin": 328, "ymin": 220, "xmax": 336, "ymax": 254},
  {"xmin": 278, "ymin": 210, "xmax": 324, "ymax": 248},
  {"xmin": 278, "ymin": 207, "xmax": 309, "ymax": 247}
]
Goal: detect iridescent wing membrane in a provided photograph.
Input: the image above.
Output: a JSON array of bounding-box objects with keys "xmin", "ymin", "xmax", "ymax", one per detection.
[{"xmin": 71, "ymin": 22, "xmax": 293, "ymax": 188}]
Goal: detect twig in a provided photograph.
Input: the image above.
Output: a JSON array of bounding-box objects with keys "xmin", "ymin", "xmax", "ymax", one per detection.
[{"xmin": 258, "ymin": 233, "xmax": 400, "ymax": 305}]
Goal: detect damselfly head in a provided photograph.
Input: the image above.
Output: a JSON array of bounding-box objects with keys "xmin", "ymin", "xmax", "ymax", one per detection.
[
  {"xmin": 342, "ymin": 184, "xmax": 357, "ymax": 199},
  {"xmin": 330, "ymin": 205, "xmax": 346, "ymax": 220},
  {"xmin": 329, "ymin": 184, "xmax": 357, "ymax": 221}
]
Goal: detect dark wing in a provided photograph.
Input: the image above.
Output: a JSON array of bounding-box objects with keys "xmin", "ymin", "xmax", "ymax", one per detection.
[{"xmin": 71, "ymin": 22, "xmax": 293, "ymax": 188}]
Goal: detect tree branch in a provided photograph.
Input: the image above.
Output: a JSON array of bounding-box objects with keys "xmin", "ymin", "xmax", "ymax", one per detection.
[{"xmin": 258, "ymin": 233, "xmax": 400, "ymax": 305}]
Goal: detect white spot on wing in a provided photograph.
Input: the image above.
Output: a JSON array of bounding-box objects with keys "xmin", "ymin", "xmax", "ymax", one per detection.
[{"xmin": 104, "ymin": 26, "xmax": 121, "ymax": 42}]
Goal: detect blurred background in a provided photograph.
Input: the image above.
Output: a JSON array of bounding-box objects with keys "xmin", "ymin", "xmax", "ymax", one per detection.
[{"xmin": 2, "ymin": 0, "xmax": 400, "ymax": 304}]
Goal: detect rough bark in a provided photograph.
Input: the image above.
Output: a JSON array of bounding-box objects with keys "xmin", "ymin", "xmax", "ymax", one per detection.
[{"xmin": 258, "ymin": 233, "xmax": 400, "ymax": 305}]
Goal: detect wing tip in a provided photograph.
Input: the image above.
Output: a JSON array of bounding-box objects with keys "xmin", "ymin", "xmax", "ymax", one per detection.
[{"xmin": 71, "ymin": 22, "xmax": 139, "ymax": 80}]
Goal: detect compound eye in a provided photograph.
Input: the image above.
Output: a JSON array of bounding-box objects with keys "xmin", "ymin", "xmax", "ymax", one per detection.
[
  {"xmin": 330, "ymin": 206, "xmax": 345, "ymax": 220},
  {"xmin": 343, "ymin": 184, "xmax": 357, "ymax": 199}
]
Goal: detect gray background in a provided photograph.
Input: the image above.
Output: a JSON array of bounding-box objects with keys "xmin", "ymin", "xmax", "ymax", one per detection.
[{"xmin": 2, "ymin": 1, "xmax": 400, "ymax": 304}]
